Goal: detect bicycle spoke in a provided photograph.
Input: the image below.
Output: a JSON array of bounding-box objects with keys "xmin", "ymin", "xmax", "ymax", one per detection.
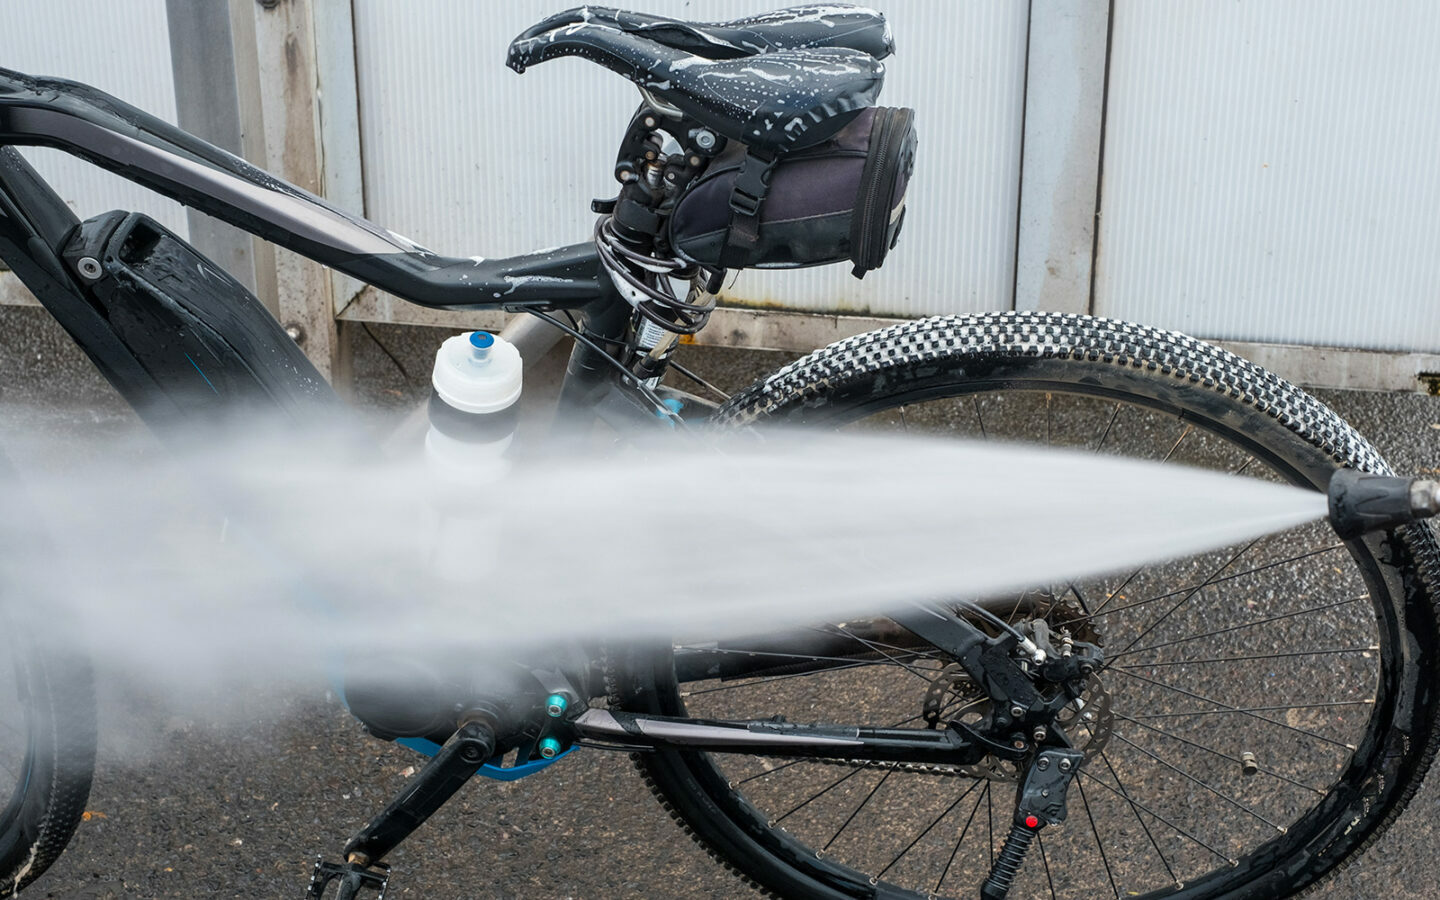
[
  {"xmin": 935, "ymin": 778, "xmax": 988, "ymax": 895},
  {"xmin": 1076, "ymin": 778, "xmax": 1120, "ymax": 898},
  {"xmin": 1113, "ymin": 644, "xmax": 1378, "ymax": 669},
  {"xmin": 971, "ymin": 397, "xmax": 989, "ymax": 441},
  {"xmin": 1113, "ymin": 668, "xmax": 1358, "ymax": 750},
  {"xmin": 1162, "ymin": 423, "xmax": 1193, "ymax": 462},
  {"xmin": 1098, "ymin": 749, "xmax": 1180, "ymax": 888},
  {"xmin": 1003, "ymin": 591, "xmax": 1029, "ymax": 627},
  {"xmin": 773, "ymin": 764, "xmax": 869, "ymax": 825},
  {"xmin": 1045, "ymin": 392, "xmax": 1053, "ymax": 447},
  {"xmin": 825, "ymin": 623, "xmax": 946, "ymax": 687},
  {"xmin": 1113, "ymin": 713, "xmax": 1327, "ymax": 795},
  {"xmin": 1037, "ymin": 832, "xmax": 1056, "ymax": 900},
  {"xmin": 820, "ymin": 765, "xmax": 897, "ymax": 853},
  {"xmin": 1111, "ymin": 595, "xmax": 1366, "ymax": 662},
  {"xmin": 673, "ymin": 642, "xmax": 933, "ymax": 662},
  {"xmin": 808, "ymin": 623, "xmax": 950, "ymax": 661},
  {"xmin": 1079, "ymin": 770, "xmax": 1236, "ymax": 865},
  {"xmin": 1129, "ymin": 699, "xmax": 1372, "ymax": 720},
  {"xmin": 675, "ymin": 644, "xmax": 936, "ymax": 668},
  {"xmin": 1115, "ymin": 538, "xmax": 1263, "ymax": 657},
  {"xmin": 680, "ymin": 648, "xmax": 941, "ymax": 698},
  {"xmin": 1111, "ymin": 732, "xmax": 1287, "ymax": 832},
  {"xmin": 873, "ymin": 779, "xmax": 981, "ymax": 880},
  {"xmin": 986, "ymin": 781, "xmax": 995, "ymax": 868},
  {"xmin": 1081, "ymin": 543, "xmax": 1345, "ymax": 623},
  {"xmin": 1089, "ymin": 564, "xmax": 1145, "ymax": 619},
  {"xmin": 1090, "ymin": 401, "xmax": 1122, "ymax": 454},
  {"xmin": 899, "ymin": 404, "xmax": 911, "ymax": 432},
  {"xmin": 681, "ymin": 661, "xmax": 902, "ymax": 697},
  {"xmin": 1088, "ymin": 445, "xmax": 1256, "ymax": 619},
  {"xmin": 736, "ymin": 757, "xmax": 807, "ymax": 786}
]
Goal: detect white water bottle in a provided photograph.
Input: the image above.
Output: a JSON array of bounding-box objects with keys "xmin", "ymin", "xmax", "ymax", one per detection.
[
  {"xmin": 425, "ymin": 330, "xmax": 523, "ymax": 476},
  {"xmin": 424, "ymin": 330, "xmax": 523, "ymax": 580}
]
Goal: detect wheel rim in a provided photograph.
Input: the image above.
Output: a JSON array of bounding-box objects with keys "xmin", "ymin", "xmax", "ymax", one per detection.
[{"xmin": 653, "ymin": 381, "xmax": 1402, "ymax": 900}]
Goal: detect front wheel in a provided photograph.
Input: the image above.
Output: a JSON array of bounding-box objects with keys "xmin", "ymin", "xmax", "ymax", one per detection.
[
  {"xmin": 609, "ymin": 312, "xmax": 1440, "ymax": 899},
  {"xmin": 0, "ymin": 613, "xmax": 95, "ymax": 897}
]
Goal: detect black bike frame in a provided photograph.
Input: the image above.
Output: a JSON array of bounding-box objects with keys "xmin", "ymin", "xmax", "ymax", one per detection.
[
  {"xmin": 0, "ymin": 66, "xmax": 1052, "ymax": 769},
  {"xmin": 0, "ymin": 68, "xmax": 603, "ymax": 310}
]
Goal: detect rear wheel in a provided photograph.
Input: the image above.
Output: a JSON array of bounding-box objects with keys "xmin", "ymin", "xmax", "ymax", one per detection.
[{"xmin": 609, "ymin": 312, "xmax": 1440, "ymax": 899}]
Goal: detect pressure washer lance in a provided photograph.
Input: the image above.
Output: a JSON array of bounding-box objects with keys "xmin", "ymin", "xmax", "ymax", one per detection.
[
  {"xmin": 1328, "ymin": 469, "xmax": 1440, "ymax": 540},
  {"xmin": 424, "ymin": 330, "xmax": 523, "ymax": 582}
]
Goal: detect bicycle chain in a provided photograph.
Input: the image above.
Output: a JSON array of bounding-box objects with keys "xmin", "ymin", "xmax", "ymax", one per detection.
[{"xmin": 731, "ymin": 754, "xmax": 975, "ymax": 790}]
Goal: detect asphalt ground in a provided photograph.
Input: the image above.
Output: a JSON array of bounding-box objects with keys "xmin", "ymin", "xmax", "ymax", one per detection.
[{"xmin": 0, "ymin": 307, "xmax": 1437, "ymax": 898}]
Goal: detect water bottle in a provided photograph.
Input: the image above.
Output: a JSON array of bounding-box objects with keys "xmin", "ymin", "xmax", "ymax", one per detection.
[
  {"xmin": 424, "ymin": 330, "xmax": 522, "ymax": 580},
  {"xmin": 425, "ymin": 330, "xmax": 523, "ymax": 476}
]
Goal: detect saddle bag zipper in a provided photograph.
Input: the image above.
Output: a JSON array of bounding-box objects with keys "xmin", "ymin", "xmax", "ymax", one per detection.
[{"xmin": 851, "ymin": 107, "xmax": 914, "ymax": 276}]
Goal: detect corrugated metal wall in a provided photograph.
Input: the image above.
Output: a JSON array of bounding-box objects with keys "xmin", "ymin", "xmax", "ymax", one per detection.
[
  {"xmin": 6, "ymin": 2, "xmax": 1437, "ymax": 358},
  {"xmin": 351, "ymin": 1, "xmax": 1030, "ymax": 316},
  {"xmin": 1094, "ymin": 0, "xmax": 1440, "ymax": 353},
  {"xmin": 0, "ymin": 0, "xmax": 187, "ymax": 237}
]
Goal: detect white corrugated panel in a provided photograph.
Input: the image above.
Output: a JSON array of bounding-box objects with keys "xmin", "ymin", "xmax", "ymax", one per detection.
[
  {"xmin": 1094, "ymin": 0, "xmax": 1440, "ymax": 353},
  {"xmin": 0, "ymin": 1, "xmax": 187, "ymax": 237},
  {"xmin": 353, "ymin": 1, "xmax": 1028, "ymax": 316}
]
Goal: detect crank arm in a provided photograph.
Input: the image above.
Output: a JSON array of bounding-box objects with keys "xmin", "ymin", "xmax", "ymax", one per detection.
[{"xmin": 574, "ymin": 709, "xmax": 1005, "ymax": 765}]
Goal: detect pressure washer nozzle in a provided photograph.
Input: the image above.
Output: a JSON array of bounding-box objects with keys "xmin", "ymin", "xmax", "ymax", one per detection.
[{"xmin": 1328, "ymin": 469, "xmax": 1440, "ymax": 539}]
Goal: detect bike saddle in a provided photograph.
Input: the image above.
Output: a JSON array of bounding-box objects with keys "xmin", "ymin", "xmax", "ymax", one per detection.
[
  {"xmin": 507, "ymin": 17, "xmax": 884, "ymax": 151},
  {"xmin": 512, "ymin": 5, "xmax": 894, "ymax": 60}
]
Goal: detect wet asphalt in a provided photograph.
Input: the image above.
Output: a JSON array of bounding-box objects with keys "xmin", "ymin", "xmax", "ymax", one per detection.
[{"xmin": 0, "ymin": 307, "xmax": 1438, "ymax": 899}]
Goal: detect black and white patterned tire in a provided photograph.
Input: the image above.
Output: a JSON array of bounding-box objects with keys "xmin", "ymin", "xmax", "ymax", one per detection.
[
  {"xmin": 0, "ymin": 626, "xmax": 95, "ymax": 898},
  {"xmin": 613, "ymin": 311, "xmax": 1440, "ymax": 900}
]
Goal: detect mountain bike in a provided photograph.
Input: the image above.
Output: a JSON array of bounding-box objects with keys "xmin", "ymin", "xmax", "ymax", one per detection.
[{"xmin": 0, "ymin": 5, "xmax": 1438, "ymax": 899}]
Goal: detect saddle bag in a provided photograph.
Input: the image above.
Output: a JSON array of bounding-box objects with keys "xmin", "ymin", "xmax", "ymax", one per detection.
[{"xmin": 667, "ymin": 106, "xmax": 917, "ymax": 277}]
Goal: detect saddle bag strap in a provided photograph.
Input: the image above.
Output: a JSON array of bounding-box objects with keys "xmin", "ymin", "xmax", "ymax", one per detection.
[{"xmin": 719, "ymin": 149, "xmax": 779, "ymax": 269}]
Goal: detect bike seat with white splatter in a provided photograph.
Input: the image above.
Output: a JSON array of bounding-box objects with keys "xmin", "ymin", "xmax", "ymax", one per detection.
[{"xmin": 507, "ymin": 5, "xmax": 892, "ymax": 151}]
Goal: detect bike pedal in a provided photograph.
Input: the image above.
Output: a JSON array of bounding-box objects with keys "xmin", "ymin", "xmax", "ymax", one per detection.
[{"xmin": 306, "ymin": 855, "xmax": 391, "ymax": 900}]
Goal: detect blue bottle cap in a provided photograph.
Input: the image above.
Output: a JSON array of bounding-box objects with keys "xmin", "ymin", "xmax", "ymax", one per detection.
[{"xmin": 469, "ymin": 331, "xmax": 496, "ymax": 350}]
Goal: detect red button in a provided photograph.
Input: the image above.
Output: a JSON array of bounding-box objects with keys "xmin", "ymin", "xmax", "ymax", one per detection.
[{"xmin": 1024, "ymin": 815, "xmax": 1040, "ymax": 829}]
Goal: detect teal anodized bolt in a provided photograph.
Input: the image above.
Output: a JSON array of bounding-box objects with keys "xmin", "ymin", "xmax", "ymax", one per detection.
[
  {"xmin": 538, "ymin": 736, "xmax": 563, "ymax": 759},
  {"xmin": 545, "ymin": 694, "xmax": 568, "ymax": 718}
]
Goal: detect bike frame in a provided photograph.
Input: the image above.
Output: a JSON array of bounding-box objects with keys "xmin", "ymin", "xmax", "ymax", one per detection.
[{"xmin": 0, "ymin": 66, "xmax": 1078, "ymax": 772}]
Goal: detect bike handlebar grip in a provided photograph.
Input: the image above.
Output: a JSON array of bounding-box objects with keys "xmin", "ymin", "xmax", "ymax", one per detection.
[{"xmin": 1329, "ymin": 469, "xmax": 1440, "ymax": 539}]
